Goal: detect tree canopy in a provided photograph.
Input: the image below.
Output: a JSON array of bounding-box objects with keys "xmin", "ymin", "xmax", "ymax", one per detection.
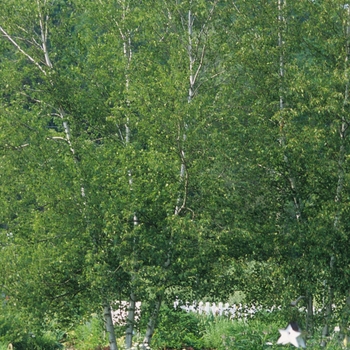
[{"xmin": 1, "ymin": 0, "xmax": 350, "ymax": 348}]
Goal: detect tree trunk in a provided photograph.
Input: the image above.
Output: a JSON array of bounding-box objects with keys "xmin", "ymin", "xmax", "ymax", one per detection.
[
  {"xmin": 306, "ymin": 294, "xmax": 313, "ymax": 335},
  {"xmin": 104, "ymin": 302, "xmax": 118, "ymax": 350},
  {"xmin": 278, "ymin": 0, "xmax": 301, "ymax": 222},
  {"xmin": 142, "ymin": 294, "xmax": 162, "ymax": 349},
  {"xmin": 322, "ymin": 278, "xmax": 334, "ymax": 340},
  {"xmin": 125, "ymin": 293, "xmax": 136, "ymax": 349},
  {"xmin": 116, "ymin": 8, "xmax": 139, "ymax": 347}
]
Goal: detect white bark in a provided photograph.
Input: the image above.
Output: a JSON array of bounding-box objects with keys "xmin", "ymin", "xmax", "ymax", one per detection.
[
  {"xmin": 175, "ymin": 8, "xmax": 193, "ymax": 215},
  {"xmin": 142, "ymin": 4, "xmax": 215, "ymax": 345},
  {"xmin": 334, "ymin": 4, "xmax": 350, "ymax": 227},
  {"xmin": 114, "ymin": 5, "xmax": 138, "ymax": 347},
  {"xmin": 125, "ymin": 293, "xmax": 136, "ymax": 349},
  {"xmin": 142, "ymin": 294, "xmax": 162, "ymax": 348},
  {"xmin": 104, "ymin": 303, "xmax": 118, "ymax": 350},
  {"xmin": 0, "ymin": 25, "xmax": 47, "ymax": 75},
  {"xmin": 321, "ymin": 7, "xmax": 350, "ymax": 343},
  {"xmin": 36, "ymin": 0, "xmax": 52, "ymax": 68},
  {"xmin": 1, "ymin": 0, "xmax": 52, "ymax": 72},
  {"xmin": 278, "ymin": 0, "xmax": 302, "ymax": 222},
  {"xmin": 306, "ymin": 294, "xmax": 313, "ymax": 334}
]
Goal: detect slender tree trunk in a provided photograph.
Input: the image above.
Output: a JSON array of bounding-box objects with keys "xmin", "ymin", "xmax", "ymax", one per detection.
[
  {"xmin": 306, "ymin": 294, "xmax": 314, "ymax": 335},
  {"xmin": 36, "ymin": 0, "xmax": 52, "ymax": 69},
  {"xmin": 114, "ymin": 6, "xmax": 139, "ymax": 347},
  {"xmin": 278, "ymin": 3, "xmax": 313, "ymax": 336},
  {"xmin": 174, "ymin": 8, "xmax": 192, "ymax": 216},
  {"xmin": 140, "ymin": 2, "xmax": 217, "ymax": 345},
  {"xmin": 104, "ymin": 302, "xmax": 118, "ymax": 350},
  {"xmin": 125, "ymin": 293, "xmax": 136, "ymax": 349},
  {"xmin": 278, "ymin": 0, "xmax": 301, "ymax": 222},
  {"xmin": 142, "ymin": 10, "xmax": 197, "ymax": 345},
  {"xmin": 322, "ymin": 257, "xmax": 335, "ymax": 340},
  {"xmin": 340, "ymin": 294, "xmax": 350, "ymax": 343},
  {"xmin": 142, "ymin": 294, "xmax": 163, "ymax": 348},
  {"xmin": 141, "ymin": 6, "xmax": 196, "ymax": 345}
]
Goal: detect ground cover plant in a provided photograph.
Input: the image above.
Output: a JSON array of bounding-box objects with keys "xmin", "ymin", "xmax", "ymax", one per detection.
[
  {"xmin": 0, "ymin": 305, "xmax": 349, "ymax": 349},
  {"xmin": 151, "ymin": 308, "xmax": 348, "ymax": 350}
]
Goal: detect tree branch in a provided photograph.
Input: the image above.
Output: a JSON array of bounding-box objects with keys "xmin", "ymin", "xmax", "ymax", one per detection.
[{"xmin": 0, "ymin": 25, "xmax": 47, "ymax": 75}]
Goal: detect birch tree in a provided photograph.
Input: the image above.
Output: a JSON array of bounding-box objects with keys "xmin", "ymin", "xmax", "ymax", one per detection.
[
  {"xmin": 0, "ymin": 1, "xmax": 123, "ymax": 347},
  {"xmin": 0, "ymin": 0, "xmax": 94, "ymax": 329}
]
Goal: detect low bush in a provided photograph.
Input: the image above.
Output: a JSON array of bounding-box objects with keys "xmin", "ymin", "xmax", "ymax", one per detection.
[
  {"xmin": 0, "ymin": 311, "xmax": 62, "ymax": 350},
  {"xmin": 65, "ymin": 315, "xmax": 108, "ymax": 350},
  {"xmin": 151, "ymin": 305, "xmax": 207, "ymax": 350}
]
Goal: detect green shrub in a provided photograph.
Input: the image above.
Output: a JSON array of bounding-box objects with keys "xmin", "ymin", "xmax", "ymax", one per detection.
[
  {"xmin": 12, "ymin": 333, "xmax": 63, "ymax": 350},
  {"xmin": 151, "ymin": 305, "xmax": 206, "ymax": 350},
  {"xmin": 67, "ymin": 315, "xmax": 108, "ymax": 350},
  {"xmin": 202, "ymin": 317, "xmax": 280, "ymax": 350},
  {"xmin": 0, "ymin": 310, "xmax": 62, "ymax": 350}
]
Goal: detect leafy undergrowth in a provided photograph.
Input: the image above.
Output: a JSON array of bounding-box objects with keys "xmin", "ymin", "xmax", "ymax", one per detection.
[
  {"xmin": 1, "ymin": 308, "xmax": 347, "ymax": 349},
  {"xmin": 151, "ymin": 307, "xmax": 347, "ymax": 350},
  {"xmin": 202, "ymin": 317, "xmax": 278, "ymax": 350},
  {"xmin": 201, "ymin": 318, "xmax": 347, "ymax": 349}
]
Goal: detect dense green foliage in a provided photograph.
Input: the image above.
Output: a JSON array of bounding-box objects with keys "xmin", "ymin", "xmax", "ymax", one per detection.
[{"xmin": 1, "ymin": 0, "xmax": 350, "ymax": 348}]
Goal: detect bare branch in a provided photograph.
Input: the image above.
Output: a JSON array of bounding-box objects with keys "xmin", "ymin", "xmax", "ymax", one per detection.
[
  {"xmin": 18, "ymin": 143, "xmax": 29, "ymax": 148},
  {"xmin": 47, "ymin": 136, "xmax": 68, "ymax": 141},
  {"xmin": 37, "ymin": 0, "xmax": 52, "ymax": 68},
  {"xmin": 19, "ymin": 92, "xmax": 43, "ymax": 104},
  {"xmin": 7, "ymin": 143, "xmax": 30, "ymax": 150},
  {"xmin": 114, "ymin": 19, "xmax": 126, "ymax": 41},
  {"xmin": 0, "ymin": 25, "xmax": 47, "ymax": 75}
]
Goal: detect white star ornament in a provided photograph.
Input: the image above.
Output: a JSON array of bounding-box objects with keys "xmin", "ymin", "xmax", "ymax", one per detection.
[{"xmin": 277, "ymin": 324, "xmax": 305, "ymax": 348}]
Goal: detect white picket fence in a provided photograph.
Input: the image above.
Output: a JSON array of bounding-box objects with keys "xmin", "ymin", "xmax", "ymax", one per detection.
[
  {"xmin": 111, "ymin": 300, "xmax": 279, "ymax": 325},
  {"xmin": 111, "ymin": 301, "xmax": 142, "ymax": 326},
  {"xmin": 174, "ymin": 300, "xmax": 280, "ymax": 319}
]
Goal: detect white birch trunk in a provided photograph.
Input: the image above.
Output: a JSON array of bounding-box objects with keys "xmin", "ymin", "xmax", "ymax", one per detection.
[
  {"xmin": 278, "ymin": 0, "xmax": 301, "ymax": 222},
  {"xmin": 142, "ymin": 5, "xmax": 213, "ymax": 345},
  {"xmin": 36, "ymin": 0, "xmax": 52, "ymax": 69},
  {"xmin": 142, "ymin": 294, "xmax": 162, "ymax": 349},
  {"xmin": 142, "ymin": 8, "xmax": 194, "ymax": 347},
  {"xmin": 125, "ymin": 293, "xmax": 136, "ymax": 349},
  {"xmin": 175, "ymin": 8, "xmax": 194, "ymax": 215},
  {"xmin": 306, "ymin": 294, "xmax": 313, "ymax": 334},
  {"xmin": 104, "ymin": 303, "xmax": 118, "ymax": 350},
  {"xmin": 114, "ymin": 5, "xmax": 138, "ymax": 347}
]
